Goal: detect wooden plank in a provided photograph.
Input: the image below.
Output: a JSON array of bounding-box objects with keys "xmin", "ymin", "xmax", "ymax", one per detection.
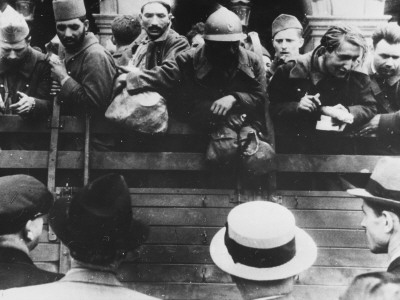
[
  {"xmin": 125, "ymin": 283, "xmax": 346, "ymax": 300},
  {"xmin": 280, "ymin": 195, "xmax": 362, "ymax": 210},
  {"xmin": 143, "ymin": 227, "xmax": 367, "ymax": 247},
  {"xmin": 30, "ymin": 243, "xmax": 60, "ymax": 261},
  {"xmin": 118, "ymin": 264, "xmax": 382, "ymax": 286},
  {"xmin": 132, "ymin": 245, "xmax": 387, "ymax": 268},
  {"xmin": 276, "ymin": 154, "xmax": 392, "ymax": 173},
  {"xmin": 132, "ymin": 208, "xmax": 362, "ymax": 229},
  {"xmin": 34, "ymin": 262, "xmax": 59, "ymax": 273},
  {"xmin": 0, "ymin": 151, "xmax": 81, "ymax": 169}
]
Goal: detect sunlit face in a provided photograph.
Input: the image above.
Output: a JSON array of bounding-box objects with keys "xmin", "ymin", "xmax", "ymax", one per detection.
[
  {"xmin": 361, "ymin": 200, "xmax": 390, "ymax": 254},
  {"xmin": 56, "ymin": 18, "xmax": 88, "ymax": 50},
  {"xmin": 140, "ymin": 3, "xmax": 171, "ymax": 40},
  {"xmin": 373, "ymin": 39, "xmax": 400, "ymax": 79},
  {"xmin": 0, "ymin": 39, "xmax": 30, "ymax": 67},
  {"xmin": 272, "ymin": 28, "xmax": 303, "ymax": 61},
  {"xmin": 323, "ymin": 41, "xmax": 362, "ymax": 78}
]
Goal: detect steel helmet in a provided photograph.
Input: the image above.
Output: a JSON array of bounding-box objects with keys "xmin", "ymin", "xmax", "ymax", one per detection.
[{"xmin": 204, "ymin": 7, "xmax": 245, "ymax": 42}]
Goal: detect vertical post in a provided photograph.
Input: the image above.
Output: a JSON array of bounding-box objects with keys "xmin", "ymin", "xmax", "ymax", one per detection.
[{"xmin": 83, "ymin": 114, "xmax": 90, "ymax": 185}]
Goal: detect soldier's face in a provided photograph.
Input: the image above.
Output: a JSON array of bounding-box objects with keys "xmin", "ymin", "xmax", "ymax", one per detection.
[
  {"xmin": 204, "ymin": 40, "xmax": 240, "ymax": 68},
  {"xmin": 56, "ymin": 18, "xmax": 88, "ymax": 50},
  {"xmin": 0, "ymin": 39, "xmax": 30, "ymax": 67},
  {"xmin": 323, "ymin": 41, "xmax": 362, "ymax": 78},
  {"xmin": 373, "ymin": 39, "xmax": 400, "ymax": 79},
  {"xmin": 272, "ymin": 28, "xmax": 303, "ymax": 60},
  {"xmin": 140, "ymin": 3, "xmax": 171, "ymax": 40}
]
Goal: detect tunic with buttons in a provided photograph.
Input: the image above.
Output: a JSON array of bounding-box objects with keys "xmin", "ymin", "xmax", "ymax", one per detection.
[{"xmin": 269, "ymin": 51, "xmax": 377, "ymax": 135}]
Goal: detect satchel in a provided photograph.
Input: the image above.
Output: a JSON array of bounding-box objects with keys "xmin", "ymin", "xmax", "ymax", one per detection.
[
  {"xmin": 105, "ymin": 89, "xmax": 168, "ymax": 134},
  {"xmin": 239, "ymin": 126, "xmax": 276, "ymax": 175},
  {"xmin": 206, "ymin": 126, "xmax": 238, "ymax": 166}
]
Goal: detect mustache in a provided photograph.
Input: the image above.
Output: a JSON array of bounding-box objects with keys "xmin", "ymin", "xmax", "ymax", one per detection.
[{"xmin": 148, "ymin": 25, "xmax": 162, "ymax": 31}]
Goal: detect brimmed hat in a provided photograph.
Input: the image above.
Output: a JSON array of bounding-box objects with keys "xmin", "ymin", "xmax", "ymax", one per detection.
[
  {"xmin": 347, "ymin": 157, "xmax": 400, "ymax": 208},
  {"xmin": 204, "ymin": 7, "xmax": 246, "ymax": 42},
  {"xmin": 272, "ymin": 14, "xmax": 303, "ymax": 38},
  {"xmin": 49, "ymin": 174, "xmax": 148, "ymax": 262},
  {"xmin": 210, "ymin": 201, "xmax": 317, "ymax": 281},
  {"xmin": 0, "ymin": 175, "xmax": 53, "ymax": 235}
]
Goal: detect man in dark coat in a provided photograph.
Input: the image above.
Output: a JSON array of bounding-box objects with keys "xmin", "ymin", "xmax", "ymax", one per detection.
[
  {"xmin": 358, "ymin": 23, "xmax": 400, "ymax": 154},
  {"xmin": 0, "ymin": 6, "xmax": 52, "ymax": 149},
  {"xmin": 117, "ymin": 8, "xmax": 274, "ymax": 172},
  {"xmin": 0, "ymin": 174, "xmax": 63, "ymax": 289},
  {"xmin": 348, "ymin": 158, "xmax": 400, "ymax": 276},
  {"xmin": 269, "ymin": 25, "xmax": 377, "ymax": 139},
  {"xmin": 50, "ymin": 0, "xmax": 116, "ymax": 150},
  {"xmin": 128, "ymin": 0, "xmax": 189, "ymax": 70}
]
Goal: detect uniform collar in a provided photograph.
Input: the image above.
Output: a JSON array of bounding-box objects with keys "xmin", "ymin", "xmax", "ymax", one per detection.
[
  {"xmin": 0, "ymin": 47, "xmax": 39, "ymax": 79},
  {"xmin": 0, "ymin": 247, "xmax": 33, "ymax": 265},
  {"xmin": 61, "ymin": 268, "xmax": 122, "ymax": 286},
  {"xmin": 193, "ymin": 45, "xmax": 255, "ymax": 80},
  {"xmin": 64, "ymin": 32, "xmax": 98, "ymax": 61}
]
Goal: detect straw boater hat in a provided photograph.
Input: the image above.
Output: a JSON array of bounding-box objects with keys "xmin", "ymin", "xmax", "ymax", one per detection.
[
  {"xmin": 348, "ymin": 157, "xmax": 400, "ymax": 209},
  {"xmin": 210, "ymin": 201, "xmax": 317, "ymax": 281}
]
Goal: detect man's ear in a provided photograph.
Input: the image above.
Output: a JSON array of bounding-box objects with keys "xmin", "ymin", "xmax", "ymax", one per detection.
[
  {"xmin": 383, "ymin": 211, "xmax": 396, "ymax": 233},
  {"xmin": 298, "ymin": 37, "xmax": 304, "ymax": 49},
  {"xmin": 83, "ymin": 19, "xmax": 90, "ymax": 31},
  {"xmin": 24, "ymin": 220, "xmax": 34, "ymax": 242}
]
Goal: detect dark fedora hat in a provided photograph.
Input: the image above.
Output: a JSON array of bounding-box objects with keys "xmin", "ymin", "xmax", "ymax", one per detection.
[
  {"xmin": 49, "ymin": 174, "xmax": 148, "ymax": 263},
  {"xmin": 348, "ymin": 157, "xmax": 400, "ymax": 208}
]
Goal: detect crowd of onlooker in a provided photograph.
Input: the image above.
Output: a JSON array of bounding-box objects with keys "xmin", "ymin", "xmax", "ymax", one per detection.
[{"xmin": 1, "ymin": 0, "xmax": 400, "ymax": 299}]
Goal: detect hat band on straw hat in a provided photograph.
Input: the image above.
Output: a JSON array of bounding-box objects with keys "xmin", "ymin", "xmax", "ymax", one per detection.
[
  {"xmin": 366, "ymin": 178, "xmax": 400, "ymax": 201},
  {"xmin": 224, "ymin": 224, "xmax": 296, "ymax": 268}
]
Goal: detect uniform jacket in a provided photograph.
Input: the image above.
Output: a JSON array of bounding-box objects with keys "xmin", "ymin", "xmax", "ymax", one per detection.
[
  {"xmin": 0, "ymin": 47, "xmax": 51, "ymax": 120},
  {"xmin": 59, "ymin": 32, "xmax": 116, "ymax": 116},
  {"xmin": 1, "ymin": 267, "xmax": 159, "ymax": 300},
  {"xmin": 0, "ymin": 247, "xmax": 63, "ymax": 289},
  {"xmin": 269, "ymin": 51, "xmax": 377, "ymax": 134},
  {"xmin": 125, "ymin": 45, "xmax": 273, "ymax": 144},
  {"xmin": 388, "ymin": 256, "xmax": 400, "ymax": 276},
  {"xmin": 129, "ymin": 29, "xmax": 189, "ymax": 70}
]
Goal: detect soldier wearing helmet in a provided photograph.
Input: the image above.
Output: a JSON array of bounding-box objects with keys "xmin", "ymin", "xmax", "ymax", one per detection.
[{"xmin": 117, "ymin": 7, "xmax": 274, "ymax": 173}]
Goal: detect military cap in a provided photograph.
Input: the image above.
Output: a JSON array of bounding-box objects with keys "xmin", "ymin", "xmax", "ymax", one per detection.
[
  {"xmin": 141, "ymin": 0, "xmax": 172, "ymax": 10},
  {"xmin": 272, "ymin": 14, "xmax": 303, "ymax": 38},
  {"xmin": 52, "ymin": 0, "xmax": 86, "ymax": 22},
  {"xmin": 0, "ymin": 175, "xmax": 53, "ymax": 235},
  {"xmin": 0, "ymin": 5, "xmax": 29, "ymax": 43}
]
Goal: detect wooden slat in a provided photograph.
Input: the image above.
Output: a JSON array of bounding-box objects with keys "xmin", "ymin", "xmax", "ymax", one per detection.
[
  {"xmin": 131, "ymin": 245, "xmax": 387, "ymax": 268},
  {"xmin": 279, "ymin": 195, "xmax": 362, "ymax": 210},
  {"xmin": 124, "ymin": 282, "xmax": 346, "ymax": 300},
  {"xmin": 276, "ymin": 154, "xmax": 393, "ymax": 173},
  {"xmin": 34, "ymin": 262, "xmax": 59, "ymax": 273},
  {"xmin": 132, "ymin": 208, "xmax": 362, "ymax": 229},
  {"xmin": 30, "ymin": 243, "xmax": 60, "ymax": 262},
  {"xmin": 118, "ymin": 264, "xmax": 382, "ymax": 286}
]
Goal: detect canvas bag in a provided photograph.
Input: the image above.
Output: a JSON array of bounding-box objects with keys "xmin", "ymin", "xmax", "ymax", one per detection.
[{"xmin": 105, "ymin": 89, "xmax": 168, "ymax": 134}]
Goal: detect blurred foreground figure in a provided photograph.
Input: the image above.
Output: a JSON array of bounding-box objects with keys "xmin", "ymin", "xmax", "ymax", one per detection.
[
  {"xmin": 210, "ymin": 201, "xmax": 317, "ymax": 299},
  {"xmin": 340, "ymin": 272, "xmax": 400, "ymax": 300},
  {"xmin": 2, "ymin": 174, "xmax": 158, "ymax": 300},
  {"xmin": 348, "ymin": 157, "xmax": 400, "ymax": 275},
  {"xmin": 0, "ymin": 175, "xmax": 62, "ymax": 289}
]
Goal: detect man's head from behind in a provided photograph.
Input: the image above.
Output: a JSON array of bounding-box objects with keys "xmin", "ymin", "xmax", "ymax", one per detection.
[
  {"xmin": 140, "ymin": 0, "xmax": 172, "ymax": 40},
  {"xmin": 272, "ymin": 14, "xmax": 304, "ymax": 61},
  {"xmin": 348, "ymin": 157, "xmax": 400, "ymax": 254},
  {"xmin": 0, "ymin": 175, "xmax": 53, "ymax": 253},
  {"xmin": 111, "ymin": 15, "xmax": 141, "ymax": 47},
  {"xmin": 49, "ymin": 174, "xmax": 149, "ymax": 267},
  {"xmin": 319, "ymin": 25, "xmax": 367, "ymax": 78},
  {"xmin": 203, "ymin": 7, "xmax": 244, "ymax": 68},
  {"xmin": 0, "ymin": 6, "xmax": 31, "ymax": 68},
  {"xmin": 372, "ymin": 23, "xmax": 400, "ymax": 79},
  {"xmin": 52, "ymin": 0, "xmax": 88, "ymax": 51}
]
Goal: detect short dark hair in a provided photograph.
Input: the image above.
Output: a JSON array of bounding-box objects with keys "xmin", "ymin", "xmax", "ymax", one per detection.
[
  {"xmin": 319, "ymin": 24, "xmax": 367, "ymax": 60},
  {"xmin": 372, "ymin": 23, "xmax": 400, "ymax": 48},
  {"xmin": 111, "ymin": 15, "xmax": 141, "ymax": 45},
  {"xmin": 186, "ymin": 22, "xmax": 205, "ymax": 43},
  {"xmin": 141, "ymin": 1, "xmax": 171, "ymax": 14}
]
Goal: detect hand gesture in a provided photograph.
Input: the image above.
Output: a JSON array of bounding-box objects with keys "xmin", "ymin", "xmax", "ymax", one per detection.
[
  {"xmin": 357, "ymin": 115, "xmax": 380, "ymax": 137},
  {"xmin": 9, "ymin": 91, "xmax": 35, "ymax": 115},
  {"xmin": 211, "ymin": 95, "xmax": 237, "ymax": 116},
  {"xmin": 49, "ymin": 59, "xmax": 68, "ymax": 83},
  {"xmin": 297, "ymin": 93, "xmax": 321, "ymax": 112}
]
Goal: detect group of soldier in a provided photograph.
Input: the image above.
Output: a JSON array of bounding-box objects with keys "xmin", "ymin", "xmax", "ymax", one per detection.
[{"xmin": 1, "ymin": 0, "xmax": 400, "ymax": 299}]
